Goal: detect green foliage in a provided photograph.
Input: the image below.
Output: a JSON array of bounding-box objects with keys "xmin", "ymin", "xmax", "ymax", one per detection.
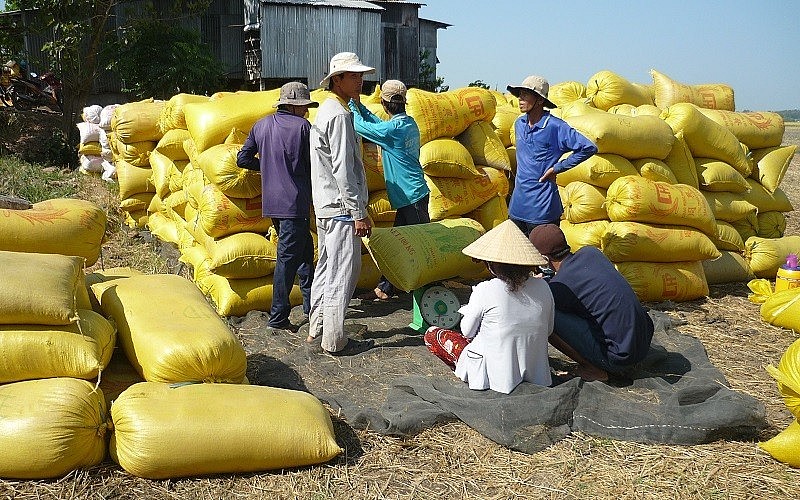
[
  {"xmin": 113, "ymin": 21, "xmax": 225, "ymax": 100},
  {"xmin": 468, "ymin": 80, "xmax": 491, "ymax": 89},
  {"xmin": 777, "ymin": 109, "xmax": 800, "ymax": 122},
  {"xmin": 0, "ymin": 155, "xmax": 78, "ymax": 202},
  {"xmin": 418, "ymin": 48, "xmax": 448, "ymax": 93}
]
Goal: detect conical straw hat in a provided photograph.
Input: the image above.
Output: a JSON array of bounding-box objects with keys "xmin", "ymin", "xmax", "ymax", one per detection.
[{"xmin": 462, "ymin": 220, "xmax": 548, "ymax": 266}]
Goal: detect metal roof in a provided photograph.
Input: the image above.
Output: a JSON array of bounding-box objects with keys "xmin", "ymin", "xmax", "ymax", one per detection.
[{"xmin": 259, "ymin": 0, "xmax": 384, "ymax": 10}]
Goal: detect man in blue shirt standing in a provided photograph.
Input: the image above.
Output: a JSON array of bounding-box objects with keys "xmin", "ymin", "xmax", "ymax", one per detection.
[
  {"xmin": 349, "ymin": 79, "xmax": 430, "ymax": 301},
  {"xmin": 506, "ymin": 75, "xmax": 597, "ymax": 236},
  {"xmin": 237, "ymin": 81, "xmax": 317, "ymax": 331}
]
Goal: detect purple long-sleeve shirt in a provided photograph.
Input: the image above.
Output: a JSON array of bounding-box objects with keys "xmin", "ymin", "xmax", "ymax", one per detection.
[{"xmin": 236, "ymin": 110, "xmax": 312, "ymax": 218}]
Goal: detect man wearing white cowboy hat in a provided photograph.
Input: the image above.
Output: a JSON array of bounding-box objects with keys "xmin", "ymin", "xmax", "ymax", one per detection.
[
  {"xmin": 237, "ymin": 81, "xmax": 318, "ymax": 332},
  {"xmin": 506, "ymin": 75, "xmax": 597, "ymax": 237},
  {"xmin": 423, "ymin": 220, "xmax": 555, "ymax": 394},
  {"xmin": 307, "ymin": 52, "xmax": 376, "ymax": 355}
]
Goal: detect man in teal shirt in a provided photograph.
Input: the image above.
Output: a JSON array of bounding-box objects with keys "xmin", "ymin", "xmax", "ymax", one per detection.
[{"xmin": 349, "ymin": 79, "xmax": 430, "ymax": 301}]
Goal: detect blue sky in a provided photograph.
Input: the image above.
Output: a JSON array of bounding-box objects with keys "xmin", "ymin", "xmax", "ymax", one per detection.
[{"xmin": 419, "ymin": 0, "xmax": 799, "ymax": 111}]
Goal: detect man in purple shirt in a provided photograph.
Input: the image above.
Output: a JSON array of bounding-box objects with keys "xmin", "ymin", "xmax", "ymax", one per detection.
[
  {"xmin": 237, "ymin": 81, "xmax": 318, "ymax": 331},
  {"xmin": 506, "ymin": 75, "xmax": 597, "ymax": 236}
]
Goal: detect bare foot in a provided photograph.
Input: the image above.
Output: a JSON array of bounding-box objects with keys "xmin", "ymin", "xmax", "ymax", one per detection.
[
  {"xmin": 306, "ymin": 335, "xmax": 316, "ymax": 344},
  {"xmin": 576, "ymin": 364, "xmax": 609, "ymax": 382},
  {"xmin": 373, "ymin": 288, "xmax": 390, "ymax": 301}
]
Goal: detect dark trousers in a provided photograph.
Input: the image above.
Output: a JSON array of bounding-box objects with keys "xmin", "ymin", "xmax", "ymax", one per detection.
[
  {"xmin": 510, "ymin": 217, "xmax": 561, "ymax": 238},
  {"xmin": 269, "ymin": 217, "xmax": 314, "ymax": 327},
  {"xmin": 376, "ymin": 195, "xmax": 430, "ymax": 295}
]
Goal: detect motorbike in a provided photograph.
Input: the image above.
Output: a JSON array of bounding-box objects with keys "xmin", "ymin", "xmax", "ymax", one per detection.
[
  {"xmin": 1, "ymin": 67, "xmax": 63, "ymax": 112},
  {"xmin": 0, "ymin": 66, "xmax": 13, "ymax": 107}
]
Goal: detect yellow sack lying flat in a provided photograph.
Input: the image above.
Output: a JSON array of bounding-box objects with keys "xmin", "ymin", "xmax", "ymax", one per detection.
[
  {"xmin": 555, "ymin": 153, "xmax": 638, "ymax": 189},
  {"xmin": 117, "ymin": 139, "xmax": 155, "ymax": 167},
  {"xmin": 112, "ymin": 99, "xmax": 165, "ymax": 143},
  {"xmin": 202, "ymin": 231, "xmax": 278, "ymax": 279},
  {"xmin": 560, "ymin": 219, "xmax": 608, "ymax": 251},
  {"xmin": 565, "ymin": 112, "xmax": 674, "ymax": 160},
  {"xmin": 749, "ymin": 280, "xmax": 800, "ymax": 335},
  {"xmin": 664, "ymin": 131, "xmax": 699, "ymax": 189},
  {"xmin": 586, "ymin": 70, "xmax": 654, "ymax": 110},
  {"xmin": 701, "ymin": 191, "xmax": 757, "ymax": 223},
  {"xmin": 695, "ymin": 158, "xmax": 749, "ymax": 192},
  {"xmin": 712, "ymin": 221, "xmax": 745, "ymax": 252},
  {"xmin": 601, "ymin": 222, "xmax": 720, "ymax": 263},
  {"xmin": 562, "ymin": 181, "xmax": 607, "ymax": 223},
  {"xmin": 85, "ymin": 266, "xmax": 144, "ymax": 313},
  {"xmin": 407, "ymin": 87, "xmax": 496, "ymax": 145},
  {"xmin": 420, "ymin": 138, "xmax": 481, "ymax": 178},
  {"xmin": 154, "ymin": 127, "xmax": 191, "ymax": 160},
  {"xmin": 147, "ymin": 211, "xmax": 181, "ymax": 246},
  {"xmin": 696, "ymin": 109, "xmax": 784, "ymax": 149},
  {"xmin": 456, "ymin": 121, "xmax": 511, "ymax": 171},
  {"xmin": 548, "ymin": 81, "xmax": 586, "ymax": 107},
  {"xmin": 608, "ymin": 103, "xmax": 662, "ymax": 117},
  {"xmin": 750, "ymin": 145, "xmax": 796, "ymax": 193},
  {"xmin": 116, "ymin": 159, "xmax": 155, "ymax": 199},
  {"xmin": 742, "ymin": 179, "xmax": 794, "ymax": 213},
  {"xmin": 92, "ymin": 274, "xmax": 247, "ymax": 383},
  {"xmin": 492, "ymin": 106, "xmax": 520, "ymax": 147},
  {"xmin": 757, "ymin": 211, "xmax": 786, "ymax": 239},
  {"xmin": 364, "ymin": 218, "xmax": 485, "ymax": 292},
  {"xmin": 196, "ymin": 143, "xmax": 262, "ymax": 199},
  {"xmin": 197, "ymin": 272, "xmax": 303, "ymax": 317},
  {"xmin": 119, "ymin": 192, "xmax": 154, "ymax": 213},
  {"xmin": 367, "ymin": 190, "xmax": 396, "ymax": 222},
  {"xmin": 0, "ymin": 378, "xmax": 107, "ymax": 479},
  {"xmin": 0, "ymin": 251, "xmax": 83, "ymax": 326},
  {"xmin": 184, "ymin": 90, "xmax": 280, "ymax": 153},
  {"xmin": 616, "ymin": 260, "xmax": 709, "ymax": 302},
  {"xmin": 466, "ymin": 195, "xmax": 508, "ymax": 232},
  {"xmin": 632, "ymin": 158, "xmax": 677, "ymax": 184},
  {"xmin": 110, "ymin": 382, "xmax": 342, "ymax": 479},
  {"xmin": 362, "ymin": 141, "xmax": 386, "ymax": 191},
  {"xmin": 650, "ymin": 69, "xmax": 735, "ymax": 111},
  {"xmin": 606, "ymin": 176, "xmax": 717, "ymax": 237},
  {"xmin": 122, "ymin": 209, "xmax": 148, "ymax": 229},
  {"xmin": 0, "ymin": 198, "xmax": 106, "ymax": 266},
  {"xmin": 731, "ymin": 213, "xmax": 759, "ymax": 242},
  {"xmin": 158, "ymin": 93, "xmax": 210, "ymax": 133},
  {"xmin": 702, "ymin": 251, "xmax": 754, "ymax": 285},
  {"xmin": 357, "ymin": 252, "xmax": 382, "ymax": 290},
  {"xmin": 759, "ymin": 419, "xmax": 800, "ymax": 467},
  {"xmin": 744, "ymin": 236, "xmax": 800, "ymax": 279},
  {"xmin": 0, "ymin": 309, "xmax": 115, "ymax": 383},
  {"xmin": 426, "ymin": 170, "xmax": 504, "ymax": 220},
  {"xmin": 191, "ymin": 182, "xmax": 271, "ymax": 238}
]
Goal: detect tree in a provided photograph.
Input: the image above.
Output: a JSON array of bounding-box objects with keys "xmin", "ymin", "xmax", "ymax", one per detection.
[
  {"xmin": 418, "ymin": 48, "xmax": 448, "ymax": 93},
  {"xmin": 468, "ymin": 79, "xmax": 490, "ymax": 89}
]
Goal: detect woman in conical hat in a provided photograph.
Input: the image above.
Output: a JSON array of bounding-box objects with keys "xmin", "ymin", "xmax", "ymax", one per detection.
[{"xmin": 423, "ymin": 220, "xmax": 556, "ymax": 394}]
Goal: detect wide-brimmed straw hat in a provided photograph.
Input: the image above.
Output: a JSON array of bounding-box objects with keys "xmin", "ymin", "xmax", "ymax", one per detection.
[
  {"xmin": 506, "ymin": 75, "xmax": 557, "ymax": 109},
  {"xmin": 319, "ymin": 52, "xmax": 376, "ymax": 88},
  {"xmin": 273, "ymin": 81, "xmax": 318, "ymax": 108},
  {"xmin": 462, "ymin": 220, "xmax": 548, "ymax": 266}
]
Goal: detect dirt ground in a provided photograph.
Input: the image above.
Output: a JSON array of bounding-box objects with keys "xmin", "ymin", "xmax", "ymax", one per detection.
[{"xmin": 1, "ymin": 125, "xmax": 800, "ymax": 499}]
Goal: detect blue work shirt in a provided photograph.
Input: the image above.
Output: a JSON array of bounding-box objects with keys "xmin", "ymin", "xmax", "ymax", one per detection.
[
  {"xmin": 349, "ymin": 100, "xmax": 429, "ymax": 209},
  {"xmin": 508, "ymin": 111, "xmax": 597, "ymax": 224},
  {"xmin": 237, "ymin": 110, "xmax": 312, "ymax": 218}
]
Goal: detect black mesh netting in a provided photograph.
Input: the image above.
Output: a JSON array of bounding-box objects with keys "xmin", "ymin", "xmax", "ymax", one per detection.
[{"xmin": 233, "ymin": 297, "xmax": 766, "ymax": 455}]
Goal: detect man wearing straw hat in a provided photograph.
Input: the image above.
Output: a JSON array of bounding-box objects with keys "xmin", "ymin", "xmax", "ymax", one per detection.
[
  {"xmin": 307, "ymin": 52, "xmax": 376, "ymax": 356},
  {"xmin": 237, "ymin": 81, "xmax": 318, "ymax": 332},
  {"xmin": 506, "ymin": 75, "xmax": 597, "ymax": 237},
  {"xmin": 423, "ymin": 220, "xmax": 555, "ymax": 394},
  {"xmin": 529, "ymin": 224, "xmax": 654, "ymax": 382}
]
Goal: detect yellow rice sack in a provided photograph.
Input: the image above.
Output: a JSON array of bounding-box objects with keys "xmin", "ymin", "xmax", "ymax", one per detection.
[
  {"xmin": 0, "ymin": 378, "xmax": 107, "ymax": 479},
  {"xmin": 548, "ymin": 81, "xmax": 587, "ymax": 107},
  {"xmin": 367, "ymin": 190, "xmax": 395, "ymax": 222},
  {"xmin": 492, "ymin": 105, "xmax": 520, "ymax": 147},
  {"xmin": 555, "ymin": 153, "xmax": 639, "ymax": 189},
  {"xmin": 77, "ymin": 141, "xmax": 102, "ymax": 156},
  {"xmin": 695, "ymin": 158, "xmax": 749, "ymax": 192},
  {"xmin": 110, "ymin": 382, "xmax": 342, "ymax": 479},
  {"xmin": 0, "ymin": 198, "xmax": 106, "ymax": 266},
  {"xmin": 701, "ymin": 191, "xmax": 757, "ymax": 223},
  {"xmin": 196, "ymin": 143, "xmax": 261, "ymax": 199},
  {"xmin": 191, "ymin": 183, "xmax": 271, "ymax": 238},
  {"xmin": 456, "ymin": 121, "xmax": 511, "ymax": 171},
  {"xmin": 0, "ymin": 309, "xmax": 115, "ymax": 383},
  {"xmin": 759, "ymin": 419, "xmax": 800, "ymax": 468},
  {"xmin": 0, "ymin": 251, "xmax": 83, "ymax": 326},
  {"xmin": 112, "ymin": 99, "xmax": 165, "ymax": 143},
  {"xmin": 507, "ymin": 146, "xmax": 516, "ymax": 172},
  {"xmin": 148, "ymin": 149, "xmax": 178, "ymax": 199},
  {"xmin": 154, "ymin": 127, "xmax": 192, "ymax": 160},
  {"xmin": 146, "ymin": 211, "xmax": 181, "ymax": 246},
  {"xmin": 184, "ymin": 89, "xmax": 280, "ymax": 153},
  {"xmin": 731, "ymin": 213, "xmax": 759, "ymax": 243},
  {"xmin": 85, "ymin": 266, "xmax": 144, "ymax": 313},
  {"xmin": 765, "ymin": 337, "xmax": 800, "ymax": 416},
  {"xmin": 564, "ymin": 112, "xmax": 674, "ymax": 160},
  {"xmin": 712, "ymin": 221, "xmax": 745, "ymax": 252},
  {"xmin": 362, "ymin": 141, "xmax": 386, "ymax": 191},
  {"xmin": 419, "ymin": 138, "xmax": 481, "ymax": 178},
  {"xmin": 748, "ymin": 281, "xmax": 800, "ymax": 334},
  {"xmin": 606, "ymin": 176, "xmax": 717, "ymax": 237},
  {"xmin": 92, "ymin": 274, "xmax": 247, "ymax": 383},
  {"xmin": 607, "ymin": 103, "xmax": 662, "ymax": 117},
  {"xmin": 757, "ymin": 211, "xmax": 786, "ymax": 239},
  {"xmin": 616, "ymin": 260, "xmax": 709, "ymax": 302},
  {"xmin": 363, "ymin": 218, "xmax": 486, "ymax": 292},
  {"xmin": 554, "ymin": 100, "xmax": 606, "ymax": 120},
  {"xmin": 357, "ymin": 252, "xmax": 382, "ymax": 289},
  {"xmin": 99, "ymin": 351, "xmax": 145, "ymax": 408},
  {"xmin": 117, "ymin": 139, "xmax": 155, "ymax": 167},
  {"xmin": 663, "ymin": 131, "xmax": 699, "ymax": 189},
  {"xmin": 426, "ymin": 171, "xmax": 504, "ymax": 220},
  {"xmin": 158, "ymin": 93, "xmax": 210, "ymax": 133},
  {"xmin": 661, "ymin": 103, "xmax": 750, "ymax": 175},
  {"xmin": 119, "ymin": 192, "xmax": 154, "ymax": 213},
  {"xmin": 742, "ymin": 179, "xmax": 794, "ymax": 213},
  {"xmin": 695, "ymin": 109, "xmax": 784, "ymax": 149},
  {"xmin": 650, "ymin": 69, "xmax": 735, "ymax": 111},
  {"xmin": 702, "ymin": 251, "xmax": 754, "ymax": 285},
  {"xmin": 116, "ymin": 159, "xmax": 155, "ymax": 199},
  {"xmin": 560, "ymin": 219, "xmax": 608, "ymax": 251},
  {"xmin": 197, "ymin": 272, "xmax": 303, "ymax": 317},
  {"xmin": 744, "ymin": 236, "xmax": 800, "ymax": 279},
  {"xmin": 466, "ymin": 195, "xmax": 508, "ymax": 231},
  {"xmin": 632, "ymin": 158, "xmax": 677, "ymax": 184},
  {"xmin": 122, "ymin": 209, "xmax": 148, "ymax": 229},
  {"xmin": 562, "ymin": 181, "xmax": 607, "ymax": 223},
  {"xmin": 750, "ymin": 145, "xmax": 797, "ymax": 193},
  {"xmin": 586, "ymin": 70, "xmax": 654, "ymax": 110},
  {"xmin": 601, "ymin": 222, "xmax": 720, "ymax": 263},
  {"xmin": 202, "ymin": 231, "xmax": 278, "ymax": 279},
  {"xmin": 406, "ymin": 87, "xmax": 496, "ymax": 145}
]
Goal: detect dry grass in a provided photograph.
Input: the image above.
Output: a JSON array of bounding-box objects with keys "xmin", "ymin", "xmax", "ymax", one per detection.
[{"xmin": 2, "ymin": 128, "xmax": 800, "ymax": 500}]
